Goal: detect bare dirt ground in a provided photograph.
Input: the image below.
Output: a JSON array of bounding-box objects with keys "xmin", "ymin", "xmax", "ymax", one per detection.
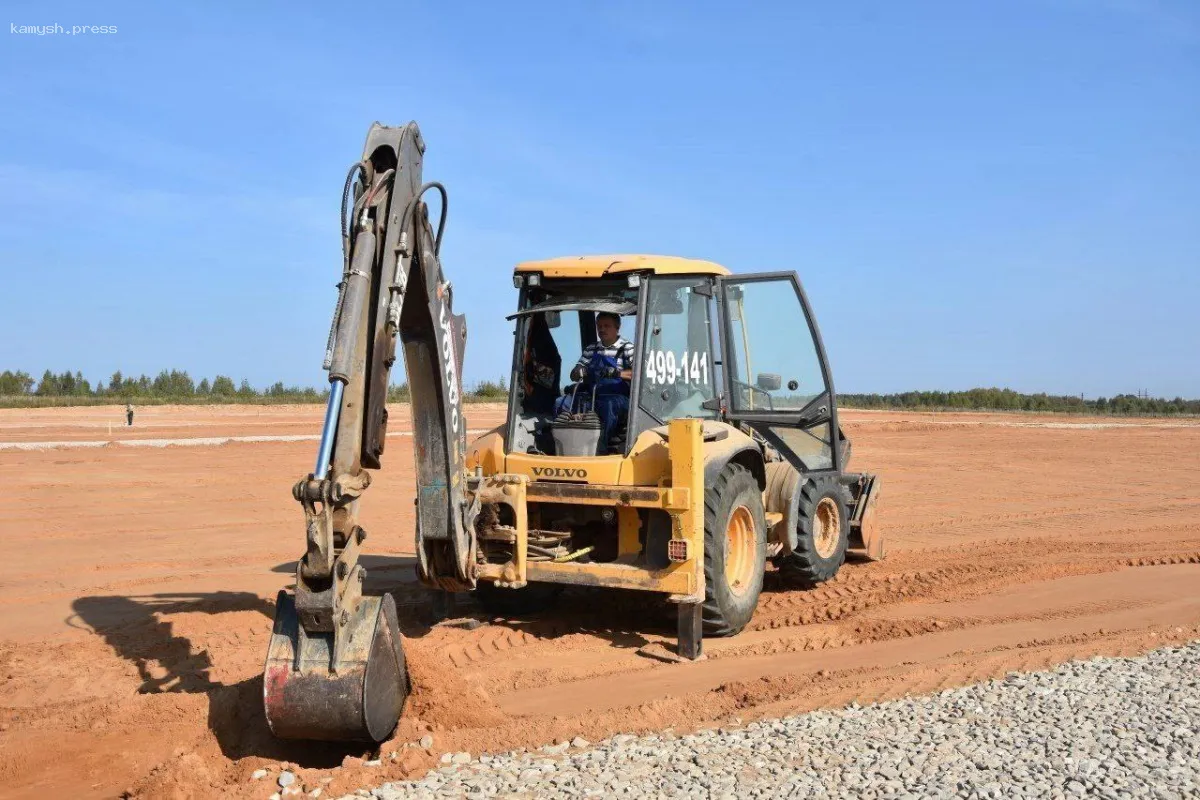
[{"xmin": 1, "ymin": 404, "xmax": 1198, "ymax": 799}]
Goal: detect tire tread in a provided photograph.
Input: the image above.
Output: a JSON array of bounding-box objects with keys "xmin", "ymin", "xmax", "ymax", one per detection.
[
  {"xmin": 776, "ymin": 476, "xmax": 850, "ymax": 587},
  {"xmin": 702, "ymin": 462, "xmax": 766, "ymax": 636}
]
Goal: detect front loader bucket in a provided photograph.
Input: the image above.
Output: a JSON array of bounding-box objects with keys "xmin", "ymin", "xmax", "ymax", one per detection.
[
  {"xmin": 263, "ymin": 591, "xmax": 408, "ymax": 742},
  {"xmin": 849, "ymin": 474, "xmax": 884, "ymax": 561}
]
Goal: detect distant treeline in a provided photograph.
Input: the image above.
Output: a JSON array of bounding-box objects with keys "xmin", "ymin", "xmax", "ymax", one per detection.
[
  {"xmin": 839, "ymin": 388, "xmax": 1200, "ymax": 416},
  {"xmin": 0, "ymin": 369, "xmax": 508, "ymax": 408},
  {"xmin": 2, "ymin": 370, "xmax": 1195, "ymax": 416}
]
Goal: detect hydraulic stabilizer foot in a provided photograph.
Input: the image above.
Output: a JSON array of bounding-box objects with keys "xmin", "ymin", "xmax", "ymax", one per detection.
[
  {"xmin": 263, "ymin": 591, "xmax": 408, "ymax": 742},
  {"xmin": 677, "ymin": 601, "xmax": 703, "ymax": 660}
]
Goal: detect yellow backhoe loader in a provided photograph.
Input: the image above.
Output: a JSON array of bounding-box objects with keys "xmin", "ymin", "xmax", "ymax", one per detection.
[{"xmin": 263, "ymin": 122, "xmax": 883, "ymax": 743}]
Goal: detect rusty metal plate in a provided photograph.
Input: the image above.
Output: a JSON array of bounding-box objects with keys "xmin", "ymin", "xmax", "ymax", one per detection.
[{"xmin": 850, "ymin": 475, "xmax": 884, "ymax": 561}]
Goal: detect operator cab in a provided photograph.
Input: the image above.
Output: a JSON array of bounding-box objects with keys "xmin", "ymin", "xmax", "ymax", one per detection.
[
  {"xmin": 507, "ymin": 276, "xmax": 642, "ymax": 455},
  {"xmin": 507, "ymin": 254, "xmax": 843, "ymax": 475},
  {"xmin": 507, "ymin": 256, "xmax": 723, "ymax": 458}
]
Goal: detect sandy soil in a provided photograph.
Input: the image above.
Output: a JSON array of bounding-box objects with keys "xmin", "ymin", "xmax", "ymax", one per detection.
[{"xmin": 1, "ymin": 405, "xmax": 1198, "ymax": 799}]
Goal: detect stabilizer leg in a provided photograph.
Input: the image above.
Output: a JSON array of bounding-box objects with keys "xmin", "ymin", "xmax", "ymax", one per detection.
[{"xmin": 677, "ymin": 600, "xmax": 703, "ymax": 660}]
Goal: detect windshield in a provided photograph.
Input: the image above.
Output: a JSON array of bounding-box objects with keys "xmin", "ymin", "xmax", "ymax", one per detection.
[
  {"xmin": 637, "ymin": 277, "xmax": 717, "ymax": 422},
  {"xmin": 514, "ymin": 279, "xmax": 638, "ymax": 417}
]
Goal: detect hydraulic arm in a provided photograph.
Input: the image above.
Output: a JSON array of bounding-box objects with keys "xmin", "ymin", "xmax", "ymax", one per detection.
[{"xmin": 264, "ymin": 122, "xmax": 475, "ymax": 742}]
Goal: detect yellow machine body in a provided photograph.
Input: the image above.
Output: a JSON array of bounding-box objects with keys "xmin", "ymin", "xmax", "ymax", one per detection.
[
  {"xmin": 467, "ymin": 418, "xmax": 709, "ymax": 599},
  {"xmin": 456, "ymin": 255, "xmax": 883, "ymax": 660}
]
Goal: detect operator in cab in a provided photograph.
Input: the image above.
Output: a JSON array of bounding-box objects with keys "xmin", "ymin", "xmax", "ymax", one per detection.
[{"xmin": 570, "ymin": 312, "xmax": 633, "ymax": 453}]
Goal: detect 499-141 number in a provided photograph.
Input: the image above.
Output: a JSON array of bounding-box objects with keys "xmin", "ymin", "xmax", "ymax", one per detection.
[{"xmin": 645, "ymin": 350, "xmax": 709, "ymax": 386}]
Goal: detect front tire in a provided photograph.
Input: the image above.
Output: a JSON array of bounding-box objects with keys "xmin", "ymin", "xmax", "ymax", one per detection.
[
  {"xmin": 702, "ymin": 462, "xmax": 767, "ymax": 636},
  {"xmin": 776, "ymin": 475, "xmax": 849, "ymax": 586}
]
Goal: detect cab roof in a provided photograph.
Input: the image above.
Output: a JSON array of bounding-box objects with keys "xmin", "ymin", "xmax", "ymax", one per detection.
[{"xmin": 514, "ymin": 254, "xmax": 730, "ymax": 279}]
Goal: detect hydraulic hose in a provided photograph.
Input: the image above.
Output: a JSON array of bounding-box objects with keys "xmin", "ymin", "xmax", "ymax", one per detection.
[
  {"xmin": 316, "ymin": 169, "xmax": 447, "ymax": 476},
  {"xmin": 324, "ymin": 161, "xmax": 367, "ymax": 370},
  {"xmin": 419, "ymin": 181, "xmax": 448, "ymax": 257}
]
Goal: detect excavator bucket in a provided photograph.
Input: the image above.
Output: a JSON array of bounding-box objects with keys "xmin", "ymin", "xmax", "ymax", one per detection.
[{"xmin": 263, "ymin": 591, "xmax": 408, "ymax": 742}]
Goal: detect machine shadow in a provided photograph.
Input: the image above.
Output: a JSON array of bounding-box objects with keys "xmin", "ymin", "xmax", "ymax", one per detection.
[
  {"xmin": 270, "ymin": 556, "xmax": 435, "ymax": 639},
  {"xmin": 269, "ymin": 557, "xmax": 668, "ymax": 650},
  {"xmin": 758, "ymin": 558, "xmax": 865, "ymax": 595},
  {"xmin": 273, "ymin": 555, "xmax": 676, "ymax": 657},
  {"xmin": 462, "ymin": 586, "xmax": 677, "ymax": 653},
  {"xmin": 269, "ymin": 555, "xmax": 842, "ymax": 657},
  {"xmin": 270, "ymin": 554, "xmax": 419, "ymax": 579},
  {"xmin": 760, "ymin": 567, "xmax": 811, "ymax": 595},
  {"xmin": 69, "ymin": 591, "xmax": 377, "ymax": 767}
]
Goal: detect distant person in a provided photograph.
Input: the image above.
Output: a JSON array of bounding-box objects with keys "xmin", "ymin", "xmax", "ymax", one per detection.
[
  {"xmin": 125, "ymin": 403, "xmax": 134, "ymax": 427},
  {"xmin": 569, "ymin": 312, "xmax": 632, "ymax": 452}
]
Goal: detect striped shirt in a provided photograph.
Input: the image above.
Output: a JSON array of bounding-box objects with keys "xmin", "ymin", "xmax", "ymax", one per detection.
[{"xmin": 576, "ymin": 336, "xmax": 634, "ymax": 371}]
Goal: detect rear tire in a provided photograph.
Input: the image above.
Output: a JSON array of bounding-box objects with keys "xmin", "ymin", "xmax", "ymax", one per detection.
[
  {"xmin": 473, "ymin": 580, "xmax": 563, "ymax": 617},
  {"xmin": 776, "ymin": 475, "xmax": 849, "ymax": 587},
  {"xmin": 702, "ymin": 462, "xmax": 767, "ymax": 636}
]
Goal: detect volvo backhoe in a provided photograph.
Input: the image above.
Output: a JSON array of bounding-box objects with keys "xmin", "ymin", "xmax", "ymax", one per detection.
[{"xmin": 263, "ymin": 121, "xmax": 883, "ymax": 743}]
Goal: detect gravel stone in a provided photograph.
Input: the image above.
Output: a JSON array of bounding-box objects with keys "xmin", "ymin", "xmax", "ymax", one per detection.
[{"xmin": 357, "ymin": 642, "xmax": 1200, "ymax": 798}]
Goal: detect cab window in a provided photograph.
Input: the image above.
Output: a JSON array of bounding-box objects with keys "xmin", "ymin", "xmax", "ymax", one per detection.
[
  {"xmin": 638, "ymin": 277, "xmax": 717, "ymax": 422},
  {"xmin": 722, "ymin": 278, "xmax": 827, "ymax": 413},
  {"xmin": 515, "ymin": 282, "xmax": 637, "ymax": 416}
]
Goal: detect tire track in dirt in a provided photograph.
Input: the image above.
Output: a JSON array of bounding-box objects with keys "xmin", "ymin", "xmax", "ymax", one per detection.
[
  {"xmin": 420, "ymin": 536, "xmax": 1200, "ymax": 692},
  {"xmin": 415, "ymin": 514, "xmax": 1200, "ymax": 673},
  {"xmin": 491, "ymin": 564, "xmax": 1200, "ymax": 717}
]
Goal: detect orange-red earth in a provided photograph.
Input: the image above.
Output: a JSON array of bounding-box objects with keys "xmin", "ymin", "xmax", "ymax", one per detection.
[{"xmin": 1, "ymin": 404, "xmax": 1197, "ymax": 799}]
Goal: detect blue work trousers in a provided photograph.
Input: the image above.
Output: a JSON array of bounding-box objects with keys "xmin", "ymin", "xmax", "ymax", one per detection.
[{"xmin": 594, "ymin": 393, "xmax": 629, "ymax": 454}]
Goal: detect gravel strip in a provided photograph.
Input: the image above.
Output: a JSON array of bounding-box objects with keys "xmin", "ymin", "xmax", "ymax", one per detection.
[{"xmin": 350, "ymin": 642, "xmax": 1200, "ymax": 799}]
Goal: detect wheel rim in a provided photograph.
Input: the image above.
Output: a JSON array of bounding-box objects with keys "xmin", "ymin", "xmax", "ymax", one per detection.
[
  {"xmin": 724, "ymin": 504, "xmax": 756, "ymax": 596},
  {"xmin": 813, "ymin": 497, "xmax": 841, "ymax": 559}
]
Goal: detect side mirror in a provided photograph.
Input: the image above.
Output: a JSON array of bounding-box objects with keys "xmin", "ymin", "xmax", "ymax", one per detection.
[
  {"xmin": 544, "ymin": 310, "xmax": 561, "ymax": 329},
  {"xmin": 756, "ymin": 373, "xmax": 782, "ymax": 391}
]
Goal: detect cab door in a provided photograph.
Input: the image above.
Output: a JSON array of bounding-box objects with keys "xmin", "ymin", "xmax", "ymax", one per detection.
[{"xmin": 715, "ymin": 272, "xmax": 842, "ymax": 475}]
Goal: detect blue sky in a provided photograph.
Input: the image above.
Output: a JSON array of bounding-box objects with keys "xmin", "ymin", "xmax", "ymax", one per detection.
[{"xmin": 1, "ymin": 1, "xmax": 1197, "ymax": 397}]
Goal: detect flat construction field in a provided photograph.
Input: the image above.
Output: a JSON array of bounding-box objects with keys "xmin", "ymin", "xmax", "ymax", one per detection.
[{"xmin": 2, "ymin": 405, "xmax": 1198, "ymax": 799}]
